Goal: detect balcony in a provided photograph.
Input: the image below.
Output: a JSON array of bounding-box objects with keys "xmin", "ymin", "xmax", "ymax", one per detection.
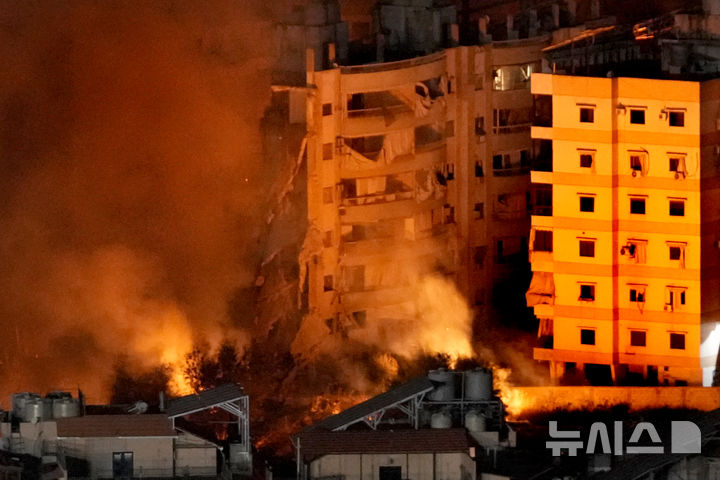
[
  {"xmin": 341, "ymin": 190, "xmax": 414, "ymax": 207},
  {"xmin": 532, "ymin": 94, "xmax": 552, "ymax": 127},
  {"xmin": 493, "ymin": 165, "xmax": 530, "ymax": 177},
  {"xmin": 531, "ymin": 183, "xmax": 552, "ymax": 216},
  {"xmin": 492, "ymin": 151, "xmax": 530, "ymax": 177},
  {"xmin": 532, "ymin": 205, "xmax": 552, "ymax": 216},
  {"xmin": 531, "ymin": 139, "xmax": 552, "ymax": 172},
  {"xmin": 492, "ymin": 107, "xmax": 532, "ymax": 135},
  {"xmin": 492, "ymin": 123, "xmax": 531, "ymax": 135}
]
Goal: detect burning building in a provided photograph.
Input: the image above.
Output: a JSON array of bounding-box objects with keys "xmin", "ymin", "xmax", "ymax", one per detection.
[{"xmin": 265, "ymin": 0, "xmax": 572, "ymax": 368}]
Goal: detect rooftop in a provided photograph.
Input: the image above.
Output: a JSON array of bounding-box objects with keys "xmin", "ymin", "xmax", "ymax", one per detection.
[
  {"xmin": 298, "ymin": 428, "xmax": 475, "ymax": 461},
  {"xmin": 56, "ymin": 414, "xmax": 176, "ymax": 438}
]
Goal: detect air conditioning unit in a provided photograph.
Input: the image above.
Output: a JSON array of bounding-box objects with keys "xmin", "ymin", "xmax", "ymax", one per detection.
[
  {"xmin": 664, "ymin": 304, "xmax": 673, "ymax": 311},
  {"xmin": 620, "ymin": 244, "xmax": 636, "ymax": 256}
]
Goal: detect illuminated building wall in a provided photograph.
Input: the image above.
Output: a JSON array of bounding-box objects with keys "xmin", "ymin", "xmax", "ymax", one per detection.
[
  {"xmin": 528, "ymin": 73, "xmax": 720, "ymax": 386},
  {"xmin": 297, "ymin": 37, "xmax": 547, "ymax": 347}
]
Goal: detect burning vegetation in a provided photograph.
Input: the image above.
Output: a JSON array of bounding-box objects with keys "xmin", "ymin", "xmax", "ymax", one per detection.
[{"xmin": 0, "ymin": 0, "xmax": 548, "ymax": 461}]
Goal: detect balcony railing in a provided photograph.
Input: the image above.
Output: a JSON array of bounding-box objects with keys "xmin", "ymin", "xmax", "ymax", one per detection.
[
  {"xmin": 492, "ymin": 123, "xmax": 531, "ymax": 135},
  {"xmin": 347, "ymin": 104, "xmax": 412, "ymax": 118},
  {"xmin": 341, "ymin": 190, "xmax": 414, "ymax": 206},
  {"xmin": 533, "ymin": 205, "xmax": 552, "ymax": 216},
  {"xmin": 493, "ymin": 166, "xmax": 530, "ymax": 177}
]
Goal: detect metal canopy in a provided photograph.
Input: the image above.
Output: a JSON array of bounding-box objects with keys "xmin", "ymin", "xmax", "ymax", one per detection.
[
  {"xmin": 167, "ymin": 384, "xmax": 250, "ymax": 456},
  {"xmin": 312, "ymin": 376, "xmax": 434, "ymax": 432},
  {"xmin": 167, "ymin": 384, "xmax": 246, "ymax": 418}
]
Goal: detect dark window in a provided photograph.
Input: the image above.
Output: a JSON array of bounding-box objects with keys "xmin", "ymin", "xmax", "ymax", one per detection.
[
  {"xmin": 475, "ymin": 161, "xmax": 484, "ymax": 177},
  {"xmin": 492, "ymin": 154, "xmax": 503, "ymax": 170},
  {"xmin": 474, "ymin": 203, "xmax": 484, "ymax": 220},
  {"xmin": 580, "ymin": 107, "xmax": 594, "ymax": 123},
  {"xmin": 579, "ymin": 240, "xmax": 595, "ymax": 257},
  {"xmin": 669, "ymin": 200, "xmax": 685, "ymax": 216},
  {"xmin": 475, "ymin": 117, "xmax": 485, "ymax": 135},
  {"xmin": 323, "ymin": 275, "xmax": 333, "ymax": 291},
  {"xmin": 379, "ymin": 466, "xmax": 402, "ymax": 480},
  {"xmin": 669, "ymin": 157, "xmax": 680, "ymax": 172},
  {"xmin": 520, "ymin": 150, "xmax": 529, "ymax": 166},
  {"xmin": 322, "ymin": 103, "xmax": 332, "ymax": 116},
  {"xmin": 669, "ymin": 246, "xmax": 682, "ymax": 260},
  {"xmin": 580, "ymin": 329, "xmax": 596, "ymax": 345},
  {"xmin": 630, "ymin": 109, "xmax": 645, "ymax": 124},
  {"xmin": 630, "ymin": 155, "xmax": 643, "ymax": 172},
  {"xmin": 352, "ymin": 310, "xmax": 366, "ymax": 327},
  {"xmin": 630, "ymin": 288, "xmax": 645, "ymax": 302},
  {"xmin": 322, "ymin": 187, "xmax": 333, "ymax": 204},
  {"xmin": 323, "ymin": 143, "xmax": 333, "ymax": 160},
  {"xmin": 580, "ymin": 196, "xmax": 595, "ymax": 212},
  {"xmin": 670, "ymin": 333, "xmax": 686, "ymax": 350},
  {"xmin": 630, "ymin": 331, "xmax": 646, "ymax": 347},
  {"xmin": 579, "ymin": 284, "xmax": 595, "ymax": 300},
  {"xmin": 112, "ymin": 452, "xmax": 133, "ymax": 480},
  {"xmin": 630, "ymin": 198, "xmax": 646, "ymax": 214},
  {"xmin": 445, "ymin": 205, "xmax": 455, "ymax": 224},
  {"xmin": 580, "ymin": 154, "xmax": 593, "ymax": 168},
  {"xmin": 669, "ymin": 111, "xmax": 684, "ymax": 127},
  {"xmin": 534, "ymin": 230, "xmax": 553, "ymax": 252}
]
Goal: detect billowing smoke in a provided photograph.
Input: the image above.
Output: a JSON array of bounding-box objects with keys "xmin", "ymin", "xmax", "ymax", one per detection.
[{"xmin": 0, "ymin": 0, "xmax": 289, "ymax": 402}]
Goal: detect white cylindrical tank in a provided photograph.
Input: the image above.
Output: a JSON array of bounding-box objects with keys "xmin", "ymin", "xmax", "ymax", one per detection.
[
  {"xmin": 12, "ymin": 393, "xmax": 40, "ymax": 420},
  {"xmin": 428, "ymin": 369, "xmax": 455, "ymax": 401},
  {"xmin": 52, "ymin": 398, "xmax": 80, "ymax": 419},
  {"xmin": 430, "ymin": 411, "xmax": 452, "ymax": 429},
  {"xmin": 464, "ymin": 368, "xmax": 492, "ymax": 400},
  {"xmin": 23, "ymin": 398, "xmax": 52, "ymax": 423},
  {"xmin": 464, "ymin": 410, "xmax": 486, "ymax": 432}
]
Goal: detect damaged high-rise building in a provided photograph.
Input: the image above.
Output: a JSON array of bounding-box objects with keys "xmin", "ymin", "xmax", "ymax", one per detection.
[{"xmin": 261, "ymin": 0, "xmax": 573, "ymax": 358}]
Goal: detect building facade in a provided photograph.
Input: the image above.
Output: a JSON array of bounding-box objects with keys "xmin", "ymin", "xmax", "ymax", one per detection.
[
  {"xmin": 528, "ymin": 72, "xmax": 720, "ymax": 386},
  {"xmin": 276, "ymin": 0, "xmax": 554, "ymax": 355}
]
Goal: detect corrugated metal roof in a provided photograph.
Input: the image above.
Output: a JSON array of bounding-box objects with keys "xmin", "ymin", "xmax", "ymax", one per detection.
[
  {"xmin": 56, "ymin": 414, "xmax": 176, "ymax": 438},
  {"xmin": 298, "ymin": 428, "xmax": 475, "ymax": 461},
  {"xmin": 167, "ymin": 383, "xmax": 246, "ymax": 418},
  {"xmin": 309, "ymin": 376, "xmax": 434, "ymax": 432}
]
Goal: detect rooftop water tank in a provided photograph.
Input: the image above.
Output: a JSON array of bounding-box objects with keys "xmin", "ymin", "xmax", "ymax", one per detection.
[
  {"xmin": 464, "ymin": 368, "xmax": 492, "ymax": 401},
  {"xmin": 12, "ymin": 393, "xmax": 40, "ymax": 420},
  {"xmin": 23, "ymin": 398, "xmax": 52, "ymax": 423},
  {"xmin": 464, "ymin": 410, "xmax": 486, "ymax": 432},
  {"xmin": 430, "ymin": 411, "xmax": 452, "ymax": 429},
  {"xmin": 52, "ymin": 397, "xmax": 80, "ymax": 419},
  {"xmin": 427, "ymin": 369, "xmax": 455, "ymax": 401}
]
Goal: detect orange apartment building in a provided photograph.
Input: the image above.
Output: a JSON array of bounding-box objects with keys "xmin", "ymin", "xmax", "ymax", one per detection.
[{"xmin": 528, "ymin": 73, "xmax": 720, "ymax": 386}]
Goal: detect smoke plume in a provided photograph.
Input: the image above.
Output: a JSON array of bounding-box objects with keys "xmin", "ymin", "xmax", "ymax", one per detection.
[{"xmin": 0, "ymin": 0, "xmax": 285, "ymax": 402}]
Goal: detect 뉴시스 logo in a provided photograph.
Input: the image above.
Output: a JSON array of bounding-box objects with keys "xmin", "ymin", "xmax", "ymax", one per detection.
[{"xmin": 546, "ymin": 420, "xmax": 702, "ymax": 456}]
